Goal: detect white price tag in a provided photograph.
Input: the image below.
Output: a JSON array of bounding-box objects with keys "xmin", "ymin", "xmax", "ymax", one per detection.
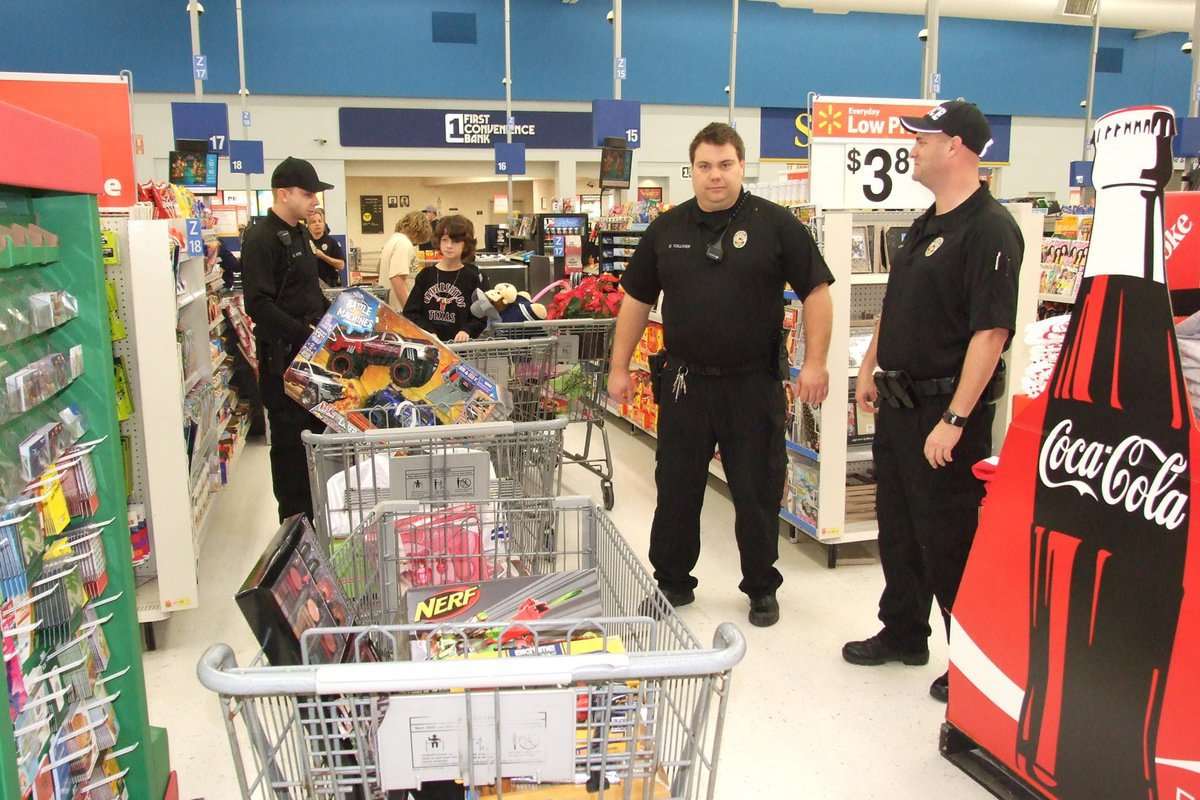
[
  {"xmin": 842, "ymin": 143, "xmax": 928, "ymax": 208},
  {"xmin": 808, "ymin": 96, "xmax": 937, "ymax": 210}
]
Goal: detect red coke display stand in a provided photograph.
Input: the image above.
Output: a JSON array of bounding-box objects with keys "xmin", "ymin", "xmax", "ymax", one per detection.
[{"xmin": 943, "ymin": 106, "xmax": 1200, "ymax": 800}]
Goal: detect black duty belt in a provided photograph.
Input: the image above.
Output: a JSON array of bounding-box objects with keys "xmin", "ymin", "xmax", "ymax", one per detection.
[
  {"xmin": 874, "ymin": 366, "xmax": 1006, "ymax": 410},
  {"xmin": 662, "ymin": 355, "xmax": 765, "ymax": 377}
]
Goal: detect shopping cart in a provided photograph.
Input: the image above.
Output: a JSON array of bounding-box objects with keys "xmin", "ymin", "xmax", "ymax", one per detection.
[
  {"xmin": 448, "ymin": 336, "xmax": 560, "ymax": 424},
  {"xmin": 303, "ymin": 419, "xmax": 567, "ymax": 546},
  {"xmin": 489, "ymin": 318, "xmax": 618, "ymax": 510},
  {"xmin": 198, "ymin": 495, "xmax": 745, "ymax": 799},
  {"xmin": 322, "ymin": 284, "xmax": 390, "ymax": 303}
]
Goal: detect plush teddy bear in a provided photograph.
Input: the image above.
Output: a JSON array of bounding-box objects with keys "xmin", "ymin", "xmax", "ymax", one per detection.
[{"xmin": 470, "ymin": 282, "xmax": 546, "ymax": 324}]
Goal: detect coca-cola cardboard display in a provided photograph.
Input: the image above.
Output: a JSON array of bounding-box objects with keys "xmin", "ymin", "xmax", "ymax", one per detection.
[
  {"xmin": 1164, "ymin": 191, "xmax": 1200, "ymax": 316},
  {"xmin": 948, "ymin": 106, "xmax": 1200, "ymax": 800},
  {"xmin": 283, "ymin": 288, "xmax": 507, "ymax": 431}
]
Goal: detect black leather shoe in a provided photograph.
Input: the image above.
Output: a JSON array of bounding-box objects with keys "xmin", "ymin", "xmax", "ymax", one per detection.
[
  {"xmin": 661, "ymin": 587, "xmax": 695, "ymax": 608},
  {"xmin": 842, "ymin": 633, "xmax": 930, "ymax": 666},
  {"xmin": 930, "ymin": 671, "xmax": 949, "ymax": 703},
  {"xmin": 638, "ymin": 587, "xmax": 693, "ymax": 620},
  {"xmin": 748, "ymin": 594, "xmax": 780, "ymax": 627}
]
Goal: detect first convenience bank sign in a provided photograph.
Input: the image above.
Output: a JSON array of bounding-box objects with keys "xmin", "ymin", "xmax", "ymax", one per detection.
[{"xmin": 339, "ymin": 107, "xmax": 593, "ymax": 149}]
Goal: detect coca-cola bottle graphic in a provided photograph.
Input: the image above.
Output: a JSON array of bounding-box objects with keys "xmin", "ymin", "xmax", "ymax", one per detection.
[{"xmin": 1016, "ymin": 107, "xmax": 1190, "ymax": 799}]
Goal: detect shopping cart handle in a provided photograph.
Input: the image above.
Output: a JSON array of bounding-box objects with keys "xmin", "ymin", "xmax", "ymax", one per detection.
[
  {"xmin": 303, "ymin": 420, "xmax": 520, "ymax": 445},
  {"xmin": 197, "ymin": 624, "xmax": 747, "ymax": 698}
]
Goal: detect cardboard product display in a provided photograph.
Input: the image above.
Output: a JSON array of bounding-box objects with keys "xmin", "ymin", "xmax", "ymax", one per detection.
[
  {"xmin": 404, "ymin": 569, "xmax": 603, "ymax": 659},
  {"xmin": 284, "ymin": 288, "xmax": 508, "ymax": 431},
  {"xmin": 235, "ymin": 514, "xmax": 352, "ymax": 666},
  {"xmin": 948, "ymin": 106, "xmax": 1200, "ymax": 800}
]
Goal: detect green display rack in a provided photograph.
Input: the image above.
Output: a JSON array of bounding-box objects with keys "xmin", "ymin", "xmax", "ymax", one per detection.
[{"xmin": 0, "ymin": 101, "xmax": 169, "ymax": 799}]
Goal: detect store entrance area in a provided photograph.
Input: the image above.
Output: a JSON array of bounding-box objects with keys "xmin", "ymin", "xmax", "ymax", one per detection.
[{"xmin": 143, "ymin": 420, "xmax": 978, "ymax": 799}]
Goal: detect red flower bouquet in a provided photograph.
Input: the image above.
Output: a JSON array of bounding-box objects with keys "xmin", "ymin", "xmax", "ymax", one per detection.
[{"xmin": 546, "ymin": 274, "xmax": 624, "ymax": 319}]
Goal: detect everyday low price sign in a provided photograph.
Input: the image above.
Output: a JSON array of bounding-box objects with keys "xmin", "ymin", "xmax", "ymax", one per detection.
[{"xmin": 809, "ymin": 96, "xmax": 936, "ymax": 210}]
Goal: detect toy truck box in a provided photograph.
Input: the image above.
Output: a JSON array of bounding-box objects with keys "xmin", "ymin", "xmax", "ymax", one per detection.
[{"xmin": 284, "ymin": 288, "xmax": 509, "ymax": 431}]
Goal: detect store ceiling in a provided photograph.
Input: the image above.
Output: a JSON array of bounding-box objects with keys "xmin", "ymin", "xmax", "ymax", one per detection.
[{"xmin": 751, "ymin": 0, "xmax": 1196, "ymax": 32}]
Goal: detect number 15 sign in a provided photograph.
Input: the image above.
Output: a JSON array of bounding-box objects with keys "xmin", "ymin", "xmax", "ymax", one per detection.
[{"xmin": 809, "ymin": 96, "xmax": 936, "ymax": 210}]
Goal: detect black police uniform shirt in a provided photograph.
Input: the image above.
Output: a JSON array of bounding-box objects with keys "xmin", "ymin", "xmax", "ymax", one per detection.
[
  {"xmin": 621, "ymin": 190, "xmax": 834, "ymax": 369},
  {"xmin": 310, "ymin": 232, "xmax": 344, "ymax": 287},
  {"xmin": 403, "ymin": 264, "xmax": 488, "ymax": 341},
  {"xmin": 242, "ymin": 209, "xmax": 328, "ymax": 378},
  {"xmin": 877, "ymin": 185, "xmax": 1023, "ymax": 381}
]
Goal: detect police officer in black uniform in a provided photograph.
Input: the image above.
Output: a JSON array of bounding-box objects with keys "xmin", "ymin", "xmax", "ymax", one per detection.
[
  {"xmin": 242, "ymin": 157, "xmax": 334, "ymax": 522},
  {"xmin": 841, "ymin": 101, "xmax": 1023, "ymax": 702},
  {"xmin": 609, "ymin": 122, "xmax": 834, "ymax": 628}
]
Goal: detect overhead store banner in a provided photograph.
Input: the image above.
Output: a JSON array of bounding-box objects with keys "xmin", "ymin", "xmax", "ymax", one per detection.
[
  {"xmin": 339, "ymin": 108, "xmax": 593, "ymax": 149},
  {"xmin": 760, "ymin": 107, "xmax": 812, "ymax": 162},
  {"xmin": 229, "ymin": 139, "xmax": 265, "ymax": 174},
  {"xmin": 591, "ymin": 99, "xmax": 641, "ymax": 148},
  {"xmin": 0, "ymin": 72, "xmax": 135, "ymax": 207},
  {"xmin": 171, "ymin": 102, "xmax": 231, "ymax": 155},
  {"xmin": 763, "ymin": 103, "xmax": 1011, "ymax": 165}
]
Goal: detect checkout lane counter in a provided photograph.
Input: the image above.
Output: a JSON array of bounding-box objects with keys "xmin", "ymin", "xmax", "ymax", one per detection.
[{"xmin": 474, "ymin": 253, "xmax": 531, "ymax": 294}]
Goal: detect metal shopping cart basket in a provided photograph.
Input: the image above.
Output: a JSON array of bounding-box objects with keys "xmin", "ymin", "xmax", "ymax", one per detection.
[
  {"xmin": 448, "ymin": 336, "xmax": 560, "ymax": 425},
  {"xmin": 303, "ymin": 419, "xmax": 567, "ymax": 547},
  {"xmin": 323, "ymin": 284, "xmax": 391, "ymax": 303},
  {"xmin": 198, "ymin": 495, "xmax": 744, "ymax": 799},
  {"xmin": 489, "ymin": 318, "xmax": 618, "ymax": 510}
]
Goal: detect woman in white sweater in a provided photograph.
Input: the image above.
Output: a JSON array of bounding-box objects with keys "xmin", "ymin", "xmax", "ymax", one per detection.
[{"xmin": 378, "ymin": 210, "xmax": 434, "ymax": 308}]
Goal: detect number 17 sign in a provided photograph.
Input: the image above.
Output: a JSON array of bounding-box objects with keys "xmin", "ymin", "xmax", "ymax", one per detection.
[{"xmin": 809, "ymin": 96, "xmax": 936, "ymax": 210}]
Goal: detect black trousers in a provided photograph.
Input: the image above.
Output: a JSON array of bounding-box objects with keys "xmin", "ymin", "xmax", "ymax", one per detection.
[
  {"xmin": 649, "ymin": 369, "xmax": 786, "ymax": 599},
  {"xmin": 872, "ymin": 398, "xmax": 994, "ymax": 650},
  {"xmin": 265, "ymin": 400, "xmax": 325, "ymax": 523}
]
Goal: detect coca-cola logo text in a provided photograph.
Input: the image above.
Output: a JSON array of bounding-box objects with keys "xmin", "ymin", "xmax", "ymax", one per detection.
[
  {"xmin": 1038, "ymin": 419, "xmax": 1188, "ymax": 531},
  {"xmin": 1164, "ymin": 213, "xmax": 1193, "ymax": 261}
]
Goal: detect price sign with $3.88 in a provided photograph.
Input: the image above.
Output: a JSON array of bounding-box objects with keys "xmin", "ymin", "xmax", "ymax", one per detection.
[{"xmin": 843, "ymin": 143, "xmax": 930, "ymax": 208}]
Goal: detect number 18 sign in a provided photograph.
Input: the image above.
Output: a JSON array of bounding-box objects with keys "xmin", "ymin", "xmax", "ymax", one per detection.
[{"xmin": 809, "ymin": 96, "xmax": 936, "ymax": 210}]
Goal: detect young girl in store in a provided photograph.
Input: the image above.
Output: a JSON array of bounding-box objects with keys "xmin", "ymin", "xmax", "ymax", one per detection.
[{"xmin": 403, "ymin": 214, "xmax": 488, "ymax": 342}]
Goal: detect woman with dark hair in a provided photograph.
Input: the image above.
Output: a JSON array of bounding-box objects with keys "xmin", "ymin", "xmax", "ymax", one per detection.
[{"xmin": 403, "ymin": 215, "xmax": 487, "ymax": 342}]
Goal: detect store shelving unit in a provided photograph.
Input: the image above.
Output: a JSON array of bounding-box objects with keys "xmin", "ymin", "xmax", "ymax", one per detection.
[
  {"xmin": 105, "ymin": 217, "xmax": 246, "ymax": 634},
  {"xmin": 782, "ymin": 210, "xmax": 911, "ymax": 566},
  {"xmin": 0, "ymin": 100, "xmax": 169, "ymax": 799},
  {"xmin": 598, "ymin": 226, "xmax": 645, "ymax": 274},
  {"xmin": 784, "ymin": 205, "xmax": 1043, "ymax": 566}
]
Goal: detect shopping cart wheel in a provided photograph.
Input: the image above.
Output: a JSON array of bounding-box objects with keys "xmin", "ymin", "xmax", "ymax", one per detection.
[{"xmin": 601, "ymin": 480, "xmax": 615, "ymax": 511}]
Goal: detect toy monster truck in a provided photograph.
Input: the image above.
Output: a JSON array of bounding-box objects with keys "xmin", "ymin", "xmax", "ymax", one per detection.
[{"xmin": 324, "ymin": 328, "xmax": 440, "ymax": 388}]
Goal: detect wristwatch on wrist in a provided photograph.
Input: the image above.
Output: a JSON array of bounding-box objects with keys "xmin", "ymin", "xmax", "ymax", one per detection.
[{"xmin": 942, "ymin": 409, "xmax": 969, "ymax": 427}]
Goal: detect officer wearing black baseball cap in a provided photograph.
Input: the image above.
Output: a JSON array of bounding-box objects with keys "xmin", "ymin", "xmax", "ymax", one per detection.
[
  {"xmin": 899, "ymin": 99, "xmax": 994, "ymax": 159},
  {"xmin": 842, "ymin": 99, "xmax": 1022, "ymax": 704},
  {"xmin": 242, "ymin": 156, "xmax": 334, "ymax": 522},
  {"xmin": 271, "ymin": 156, "xmax": 335, "ymax": 193}
]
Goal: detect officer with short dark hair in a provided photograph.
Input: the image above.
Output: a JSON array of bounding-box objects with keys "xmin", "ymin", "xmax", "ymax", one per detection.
[
  {"xmin": 608, "ymin": 122, "xmax": 834, "ymax": 628},
  {"xmin": 841, "ymin": 100, "xmax": 1023, "ymax": 703},
  {"xmin": 242, "ymin": 157, "xmax": 334, "ymax": 522}
]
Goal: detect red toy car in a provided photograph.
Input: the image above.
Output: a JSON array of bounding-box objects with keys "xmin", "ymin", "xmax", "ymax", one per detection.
[{"xmin": 323, "ymin": 328, "xmax": 440, "ymax": 388}]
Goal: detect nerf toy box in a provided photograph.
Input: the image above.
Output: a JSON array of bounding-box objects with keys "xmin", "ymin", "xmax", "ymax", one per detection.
[
  {"xmin": 284, "ymin": 288, "xmax": 509, "ymax": 431},
  {"xmin": 404, "ymin": 569, "xmax": 602, "ymax": 659}
]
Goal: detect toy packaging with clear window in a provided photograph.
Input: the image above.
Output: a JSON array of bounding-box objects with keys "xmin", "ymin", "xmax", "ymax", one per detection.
[{"xmin": 284, "ymin": 288, "xmax": 509, "ymax": 431}]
